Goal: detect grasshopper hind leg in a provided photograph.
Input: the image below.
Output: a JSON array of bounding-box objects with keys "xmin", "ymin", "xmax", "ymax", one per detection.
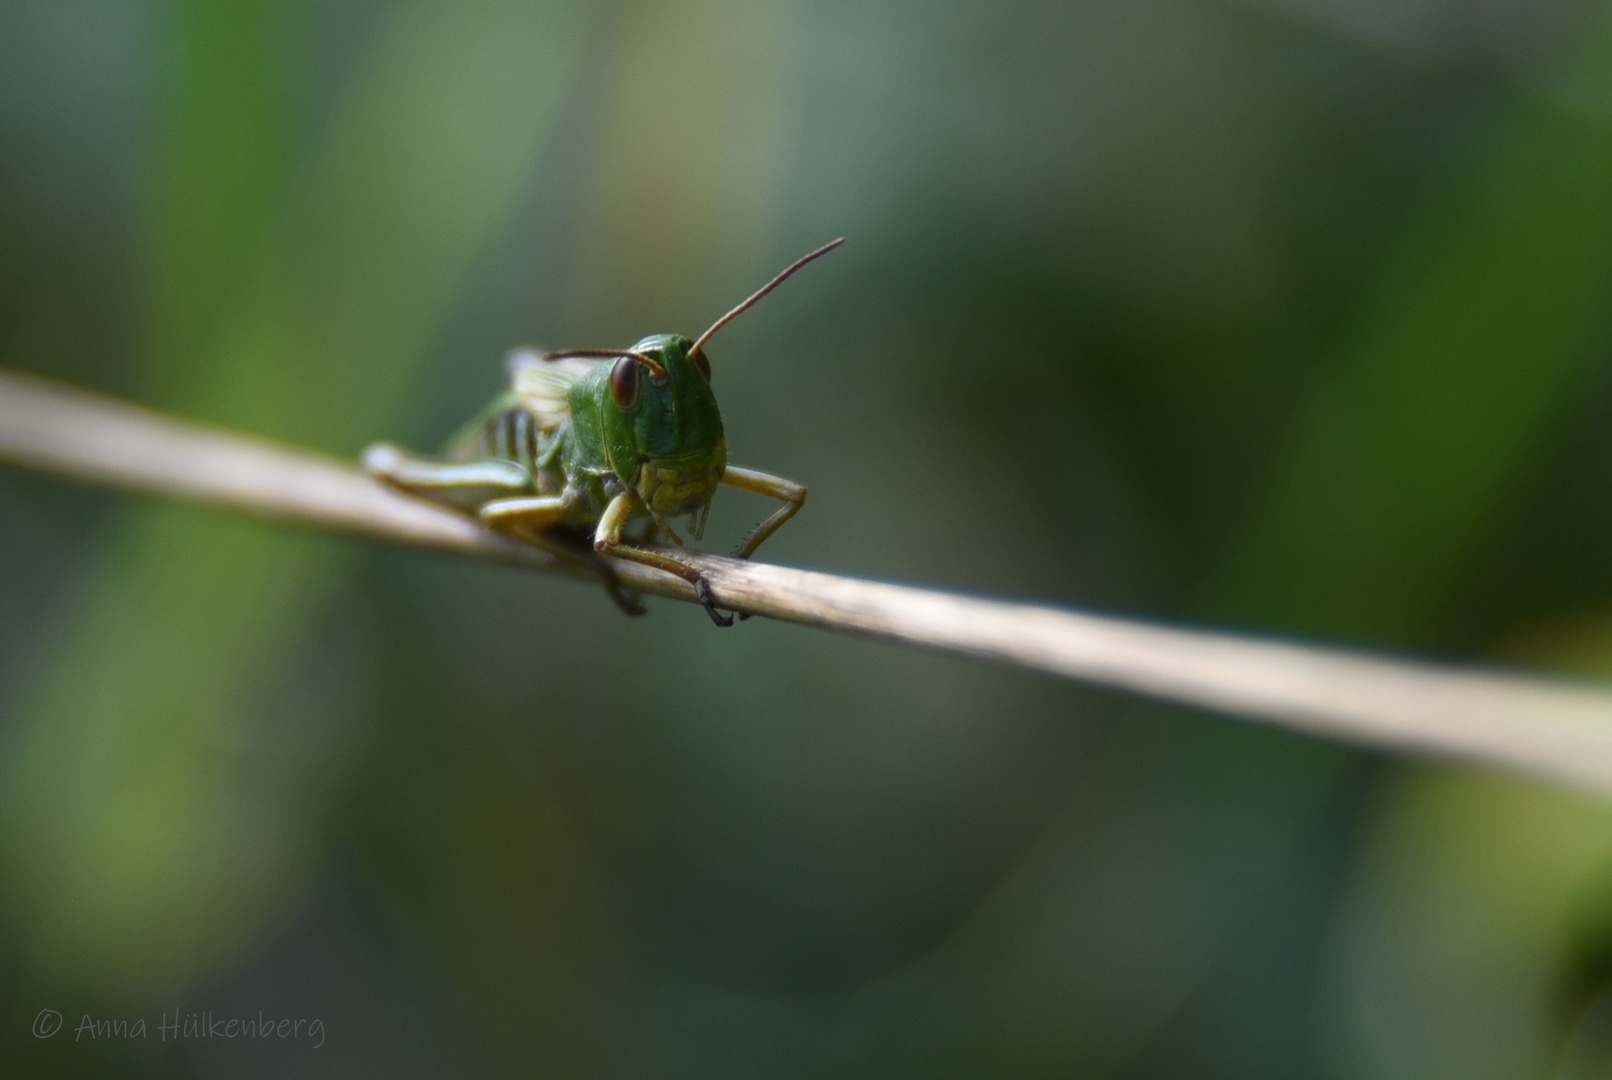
[{"xmin": 363, "ymin": 442, "xmax": 531, "ymax": 513}]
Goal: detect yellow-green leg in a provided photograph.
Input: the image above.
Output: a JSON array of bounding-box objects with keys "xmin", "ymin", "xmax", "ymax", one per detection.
[
  {"xmin": 478, "ymin": 493, "xmax": 571, "ymax": 533},
  {"xmin": 594, "ymin": 490, "xmax": 734, "ymax": 627},
  {"xmin": 722, "ymin": 465, "xmax": 806, "ymax": 559},
  {"xmin": 363, "ymin": 442, "xmax": 531, "ymax": 514},
  {"xmin": 479, "ymin": 491, "xmax": 644, "ymax": 616}
]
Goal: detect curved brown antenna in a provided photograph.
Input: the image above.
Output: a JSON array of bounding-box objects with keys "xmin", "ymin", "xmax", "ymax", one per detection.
[
  {"xmin": 542, "ymin": 348, "xmax": 667, "ymax": 380},
  {"xmin": 687, "ymin": 237, "xmax": 845, "ymax": 362}
]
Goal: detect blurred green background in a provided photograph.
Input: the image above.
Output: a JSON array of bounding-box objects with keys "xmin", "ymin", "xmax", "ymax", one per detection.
[{"xmin": 9, "ymin": 0, "xmax": 1612, "ymax": 1076}]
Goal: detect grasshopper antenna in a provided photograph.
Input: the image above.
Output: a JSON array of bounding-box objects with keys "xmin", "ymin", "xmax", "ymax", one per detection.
[
  {"xmin": 687, "ymin": 237, "xmax": 845, "ymax": 362},
  {"xmin": 542, "ymin": 348, "xmax": 667, "ymax": 380}
]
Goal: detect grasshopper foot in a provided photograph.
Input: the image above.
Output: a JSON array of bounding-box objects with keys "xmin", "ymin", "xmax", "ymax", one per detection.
[
  {"xmin": 696, "ymin": 578, "xmax": 734, "ymax": 628},
  {"xmin": 603, "ymin": 540, "xmax": 735, "ymax": 627}
]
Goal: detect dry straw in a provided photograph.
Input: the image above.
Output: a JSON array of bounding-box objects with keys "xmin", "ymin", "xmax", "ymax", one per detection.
[{"xmin": 5, "ymin": 367, "xmax": 1612, "ymax": 794}]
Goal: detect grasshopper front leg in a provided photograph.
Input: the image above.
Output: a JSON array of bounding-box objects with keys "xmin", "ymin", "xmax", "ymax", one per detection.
[
  {"xmin": 722, "ymin": 466, "xmax": 806, "ymax": 559},
  {"xmin": 593, "ymin": 490, "xmax": 734, "ymax": 627}
]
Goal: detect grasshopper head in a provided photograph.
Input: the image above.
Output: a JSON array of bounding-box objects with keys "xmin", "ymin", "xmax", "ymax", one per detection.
[
  {"xmin": 593, "ymin": 335, "xmax": 725, "ymax": 518},
  {"xmin": 608, "ymin": 333, "xmax": 723, "ymax": 462},
  {"xmin": 547, "ymin": 333, "xmax": 725, "ymax": 511}
]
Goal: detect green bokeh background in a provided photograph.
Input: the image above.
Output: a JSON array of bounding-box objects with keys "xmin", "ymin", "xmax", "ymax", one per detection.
[{"xmin": 8, "ymin": 1, "xmax": 1612, "ymax": 1076}]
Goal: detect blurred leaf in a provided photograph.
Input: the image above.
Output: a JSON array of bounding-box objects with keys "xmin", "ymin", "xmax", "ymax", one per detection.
[
  {"xmin": 140, "ymin": 0, "xmax": 290, "ymax": 402},
  {"xmin": 1040, "ymin": 47, "xmax": 1612, "ymax": 1079},
  {"xmin": 1206, "ymin": 99, "xmax": 1612, "ymax": 644},
  {"xmin": 565, "ymin": 0, "xmax": 802, "ymax": 341},
  {"xmin": 1326, "ymin": 769, "xmax": 1612, "ymax": 1080},
  {"xmin": 0, "ymin": 0, "xmax": 589, "ymax": 993}
]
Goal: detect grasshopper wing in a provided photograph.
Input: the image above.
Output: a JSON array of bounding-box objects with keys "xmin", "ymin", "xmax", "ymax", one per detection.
[{"xmin": 507, "ymin": 348, "xmax": 598, "ymax": 434}]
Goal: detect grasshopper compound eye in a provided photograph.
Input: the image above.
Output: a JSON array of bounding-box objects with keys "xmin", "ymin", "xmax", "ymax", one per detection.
[
  {"xmin": 691, "ymin": 347, "xmax": 711, "ymax": 383},
  {"xmin": 609, "ymin": 355, "xmax": 641, "ymax": 409}
]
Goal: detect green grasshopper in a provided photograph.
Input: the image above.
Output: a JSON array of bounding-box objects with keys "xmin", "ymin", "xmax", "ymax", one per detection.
[{"xmin": 363, "ymin": 238, "xmax": 842, "ymax": 626}]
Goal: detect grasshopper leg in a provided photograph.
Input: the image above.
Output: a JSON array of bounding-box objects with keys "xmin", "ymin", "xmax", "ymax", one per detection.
[
  {"xmin": 594, "ymin": 491, "xmax": 733, "ymax": 627},
  {"xmin": 370, "ymin": 446, "xmax": 646, "ymax": 617},
  {"xmin": 482, "ymin": 493, "xmax": 647, "ymax": 617},
  {"xmin": 363, "ymin": 442, "xmax": 531, "ymax": 513},
  {"xmin": 479, "ymin": 494, "xmax": 570, "ymax": 533},
  {"xmin": 721, "ymin": 465, "xmax": 806, "ymax": 559}
]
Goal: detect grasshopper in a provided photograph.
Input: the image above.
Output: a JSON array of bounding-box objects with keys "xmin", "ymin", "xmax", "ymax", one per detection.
[{"xmin": 363, "ymin": 238, "xmax": 842, "ymax": 626}]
